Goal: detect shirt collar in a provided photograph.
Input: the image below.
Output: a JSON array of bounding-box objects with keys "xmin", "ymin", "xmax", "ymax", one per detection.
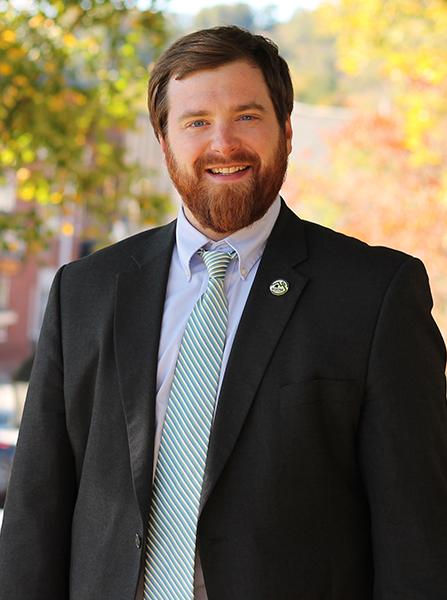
[{"xmin": 176, "ymin": 196, "xmax": 281, "ymax": 281}]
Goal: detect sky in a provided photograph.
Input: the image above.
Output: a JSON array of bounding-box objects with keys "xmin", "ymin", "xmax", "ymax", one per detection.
[
  {"xmin": 156, "ymin": 0, "xmax": 322, "ymax": 22},
  {"xmin": 11, "ymin": 0, "xmax": 322, "ymax": 23}
]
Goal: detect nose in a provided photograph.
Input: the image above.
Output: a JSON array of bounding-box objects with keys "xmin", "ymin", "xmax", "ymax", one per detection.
[{"xmin": 209, "ymin": 123, "xmax": 240, "ymax": 157}]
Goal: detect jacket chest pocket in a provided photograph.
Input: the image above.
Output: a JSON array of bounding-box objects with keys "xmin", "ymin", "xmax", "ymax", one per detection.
[{"xmin": 280, "ymin": 378, "xmax": 360, "ymax": 407}]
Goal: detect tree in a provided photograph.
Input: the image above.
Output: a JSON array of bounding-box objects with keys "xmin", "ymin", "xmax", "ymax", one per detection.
[
  {"xmin": 194, "ymin": 3, "xmax": 256, "ymax": 30},
  {"xmin": 0, "ymin": 0, "xmax": 170, "ymax": 257},
  {"xmin": 270, "ymin": 9, "xmax": 341, "ymax": 105},
  {"xmin": 316, "ymin": 0, "xmax": 447, "ymax": 165}
]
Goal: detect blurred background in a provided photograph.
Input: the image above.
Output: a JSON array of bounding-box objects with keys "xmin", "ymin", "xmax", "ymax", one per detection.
[{"xmin": 1, "ymin": 0, "xmax": 446, "ymax": 523}]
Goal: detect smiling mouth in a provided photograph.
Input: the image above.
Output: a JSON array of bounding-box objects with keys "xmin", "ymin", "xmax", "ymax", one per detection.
[{"xmin": 206, "ymin": 165, "xmax": 250, "ymax": 175}]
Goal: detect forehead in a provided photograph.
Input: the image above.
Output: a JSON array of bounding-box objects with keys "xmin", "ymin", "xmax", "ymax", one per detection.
[{"xmin": 166, "ymin": 60, "xmax": 274, "ymax": 116}]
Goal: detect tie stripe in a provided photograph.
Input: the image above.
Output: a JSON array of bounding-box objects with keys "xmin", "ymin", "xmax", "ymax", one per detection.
[{"xmin": 144, "ymin": 249, "xmax": 235, "ymax": 600}]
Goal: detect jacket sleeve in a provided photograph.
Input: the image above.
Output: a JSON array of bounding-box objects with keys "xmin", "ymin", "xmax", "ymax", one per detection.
[
  {"xmin": 359, "ymin": 256, "xmax": 447, "ymax": 598},
  {"xmin": 0, "ymin": 266, "xmax": 76, "ymax": 599}
]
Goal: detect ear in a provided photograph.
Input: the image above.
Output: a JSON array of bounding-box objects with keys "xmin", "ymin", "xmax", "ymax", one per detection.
[
  {"xmin": 159, "ymin": 134, "xmax": 167, "ymax": 157},
  {"xmin": 284, "ymin": 116, "xmax": 292, "ymax": 155}
]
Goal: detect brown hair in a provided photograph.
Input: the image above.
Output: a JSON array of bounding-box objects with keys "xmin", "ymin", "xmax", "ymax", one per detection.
[{"xmin": 148, "ymin": 25, "xmax": 294, "ymax": 140}]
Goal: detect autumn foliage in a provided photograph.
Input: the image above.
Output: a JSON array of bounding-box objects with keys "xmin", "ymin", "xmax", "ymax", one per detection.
[{"xmin": 0, "ymin": 0, "xmax": 169, "ymax": 256}]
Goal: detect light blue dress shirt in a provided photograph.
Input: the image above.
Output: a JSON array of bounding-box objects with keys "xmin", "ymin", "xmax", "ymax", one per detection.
[{"xmin": 152, "ymin": 196, "xmax": 281, "ymax": 599}]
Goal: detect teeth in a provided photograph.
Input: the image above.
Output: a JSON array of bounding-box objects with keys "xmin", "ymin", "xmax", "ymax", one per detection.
[{"xmin": 210, "ymin": 165, "xmax": 248, "ymax": 174}]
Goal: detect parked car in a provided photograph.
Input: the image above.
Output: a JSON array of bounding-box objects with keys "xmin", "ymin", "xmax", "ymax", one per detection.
[{"xmin": 0, "ymin": 428, "xmax": 18, "ymax": 509}]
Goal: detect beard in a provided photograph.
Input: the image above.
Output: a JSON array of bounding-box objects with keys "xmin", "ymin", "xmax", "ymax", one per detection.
[{"xmin": 164, "ymin": 131, "xmax": 289, "ymax": 234}]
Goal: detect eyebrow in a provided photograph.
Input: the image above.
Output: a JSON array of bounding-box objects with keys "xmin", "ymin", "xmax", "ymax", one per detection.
[{"xmin": 177, "ymin": 102, "xmax": 267, "ymax": 122}]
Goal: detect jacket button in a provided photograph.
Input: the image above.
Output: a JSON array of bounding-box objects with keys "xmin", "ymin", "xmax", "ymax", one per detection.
[{"xmin": 135, "ymin": 533, "xmax": 142, "ymax": 549}]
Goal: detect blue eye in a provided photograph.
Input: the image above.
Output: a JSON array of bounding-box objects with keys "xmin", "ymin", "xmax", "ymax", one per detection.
[{"xmin": 190, "ymin": 120, "xmax": 207, "ymax": 128}]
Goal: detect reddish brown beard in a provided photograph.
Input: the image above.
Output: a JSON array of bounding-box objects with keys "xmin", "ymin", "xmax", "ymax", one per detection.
[{"xmin": 164, "ymin": 132, "xmax": 289, "ymax": 234}]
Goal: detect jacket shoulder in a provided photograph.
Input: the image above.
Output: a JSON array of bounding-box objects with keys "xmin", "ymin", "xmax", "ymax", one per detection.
[
  {"xmin": 63, "ymin": 219, "xmax": 176, "ymax": 279},
  {"xmin": 300, "ymin": 217, "xmax": 415, "ymax": 273}
]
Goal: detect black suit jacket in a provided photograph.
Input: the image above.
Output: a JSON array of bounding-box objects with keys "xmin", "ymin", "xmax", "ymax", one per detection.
[{"xmin": 1, "ymin": 201, "xmax": 446, "ymax": 599}]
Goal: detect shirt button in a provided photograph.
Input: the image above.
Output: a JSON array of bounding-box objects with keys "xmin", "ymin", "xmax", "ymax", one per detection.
[
  {"xmin": 241, "ymin": 267, "xmax": 247, "ymax": 277},
  {"xmin": 135, "ymin": 533, "xmax": 142, "ymax": 549}
]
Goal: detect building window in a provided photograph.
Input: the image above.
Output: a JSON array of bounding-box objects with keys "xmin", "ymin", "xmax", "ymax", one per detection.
[
  {"xmin": 0, "ymin": 277, "xmax": 11, "ymax": 343},
  {"xmin": 0, "ymin": 171, "xmax": 16, "ymax": 213}
]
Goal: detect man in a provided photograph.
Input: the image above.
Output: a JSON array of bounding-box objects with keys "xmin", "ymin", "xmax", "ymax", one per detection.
[{"xmin": 0, "ymin": 25, "xmax": 446, "ymax": 600}]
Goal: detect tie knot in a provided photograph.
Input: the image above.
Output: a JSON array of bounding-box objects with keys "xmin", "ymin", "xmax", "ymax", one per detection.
[{"xmin": 199, "ymin": 249, "xmax": 236, "ymax": 280}]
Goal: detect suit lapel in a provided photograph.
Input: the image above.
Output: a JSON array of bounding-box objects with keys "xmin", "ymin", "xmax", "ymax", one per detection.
[
  {"xmin": 200, "ymin": 203, "xmax": 309, "ymax": 512},
  {"xmin": 114, "ymin": 221, "xmax": 176, "ymax": 524}
]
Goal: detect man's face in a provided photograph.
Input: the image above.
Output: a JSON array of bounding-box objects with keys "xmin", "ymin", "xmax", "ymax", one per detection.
[{"xmin": 160, "ymin": 60, "xmax": 292, "ymax": 238}]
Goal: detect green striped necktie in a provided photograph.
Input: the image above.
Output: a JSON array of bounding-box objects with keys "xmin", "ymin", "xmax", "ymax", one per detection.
[{"xmin": 144, "ymin": 248, "xmax": 236, "ymax": 599}]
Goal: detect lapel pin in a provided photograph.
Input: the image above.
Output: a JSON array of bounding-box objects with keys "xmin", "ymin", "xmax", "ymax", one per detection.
[{"xmin": 270, "ymin": 279, "xmax": 289, "ymax": 296}]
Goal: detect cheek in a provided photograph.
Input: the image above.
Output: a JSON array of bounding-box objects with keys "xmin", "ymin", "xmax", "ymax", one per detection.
[
  {"xmin": 244, "ymin": 128, "xmax": 276, "ymax": 155},
  {"xmin": 173, "ymin": 138, "xmax": 206, "ymax": 167}
]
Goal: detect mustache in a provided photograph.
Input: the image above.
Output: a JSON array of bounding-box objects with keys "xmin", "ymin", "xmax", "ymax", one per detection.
[{"xmin": 194, "ymin": 150, "xmax": 260, "ymax": 172}]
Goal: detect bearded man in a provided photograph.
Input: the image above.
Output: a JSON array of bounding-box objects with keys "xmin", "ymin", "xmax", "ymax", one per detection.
[{"xmin": 1, "ymin": 26, "xmax": 446, "ymax": 600}]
